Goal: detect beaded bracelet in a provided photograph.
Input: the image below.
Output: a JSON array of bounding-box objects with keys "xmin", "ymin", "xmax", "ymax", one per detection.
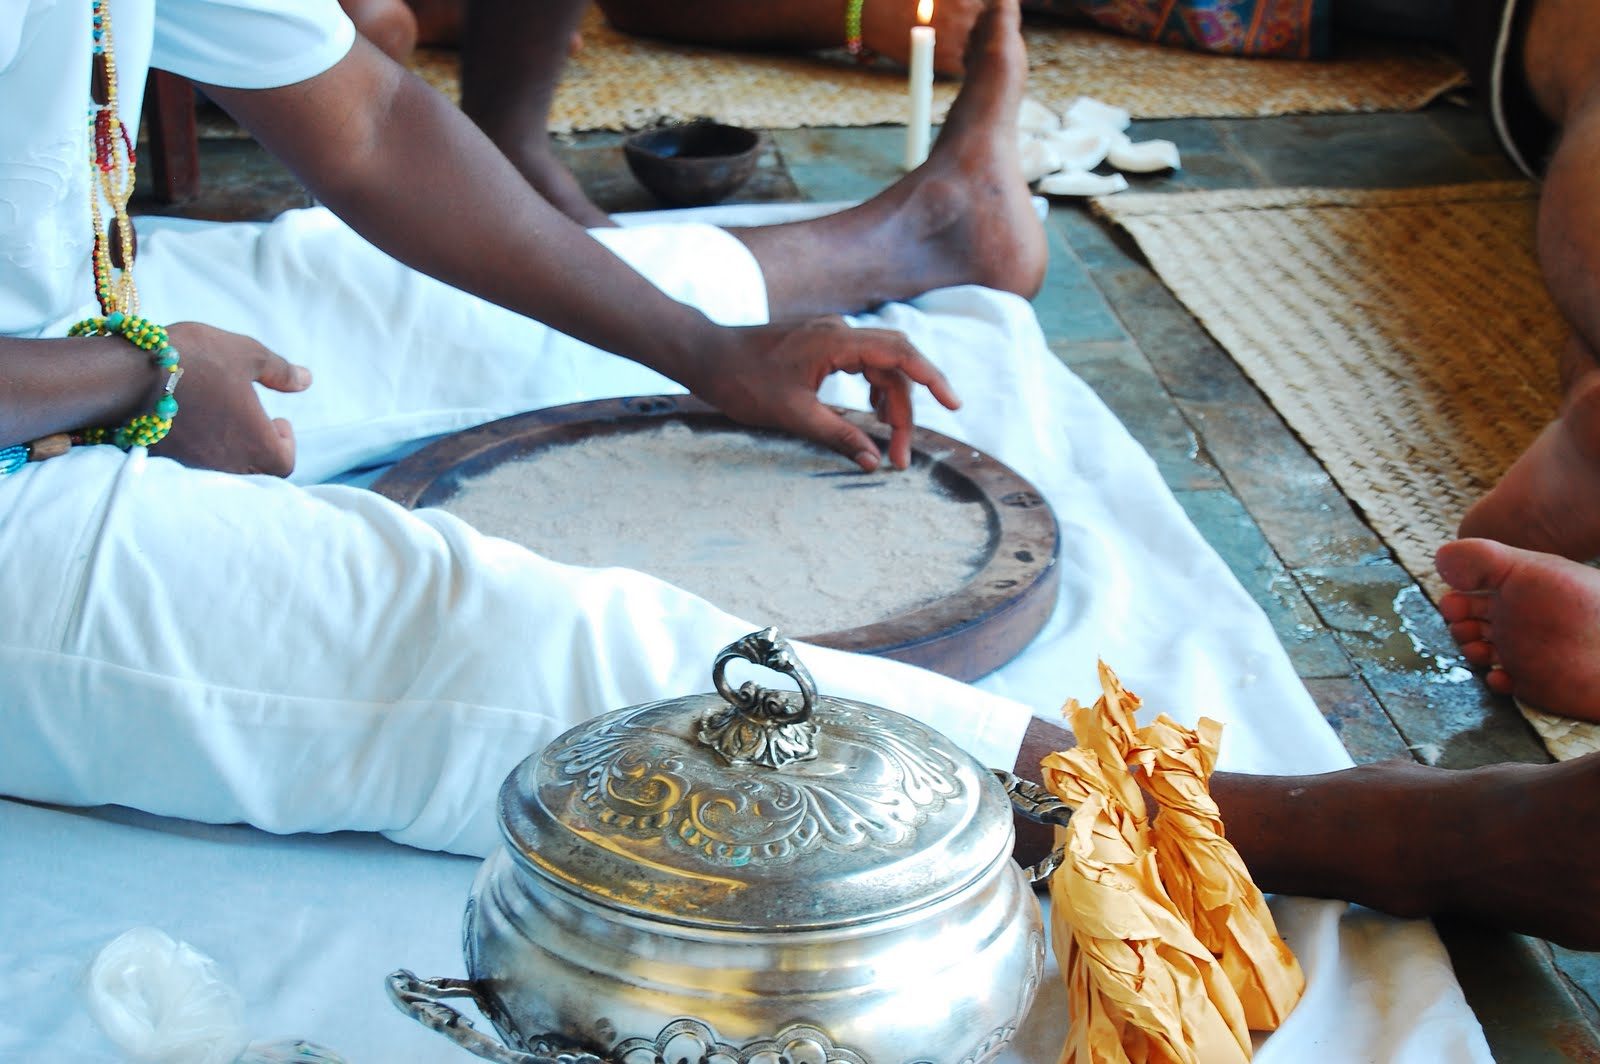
[
  {"xmin": 0, "ymin": 433, "xmax": 71, "ymax": 477},
  {"xmin": 0, "ymin": 445, "xmax": 28, "ymax": 476},
  {"xmin": 67, "ymin": 311, "xmax": 183, "ymax": 450}
]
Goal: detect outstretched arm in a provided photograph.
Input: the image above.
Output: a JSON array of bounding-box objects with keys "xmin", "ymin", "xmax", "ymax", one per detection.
[
  {"xmin": 1011, "ymin": 717, "xmax": 1600, "ymax": 951},
  {"xmin": 201, "ymin": 37, "xmax": 954, "ymax": 470}
]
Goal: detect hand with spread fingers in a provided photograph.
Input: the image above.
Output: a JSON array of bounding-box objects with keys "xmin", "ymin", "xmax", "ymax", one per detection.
[{"xmin": 686, "ymin": 317, "xmax": 961, "ymax": 472}]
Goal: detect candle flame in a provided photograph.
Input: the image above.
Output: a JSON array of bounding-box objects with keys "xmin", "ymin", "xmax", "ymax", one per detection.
[{"xmin": 917, "ymin": 0, "xmax": 933, "ymax": 25}]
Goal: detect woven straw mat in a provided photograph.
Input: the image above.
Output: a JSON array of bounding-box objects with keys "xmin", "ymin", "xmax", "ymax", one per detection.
[
  {"xmin": 405, "ymin": 8, "xmax": 1465, "ymax": 133},
  {"xmin": 1092, "ymin": 181, "xmax": 1597, "ymax": 761}
]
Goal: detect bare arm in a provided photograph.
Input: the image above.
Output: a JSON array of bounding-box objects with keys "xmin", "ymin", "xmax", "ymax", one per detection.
[
  {"xmin": 1, "ymin": 325, "xmax": 312, "ymax": 475},
  {"xmin": 202, "ymin": 40, "xmax": 957, "ymax": 469},
  {"xmin": 203, "ymin": 39, "xmax": 712, "ymax": 379},
  {"xmin": 1009, "ymin": 718, "xmax": 1429, "ymax": 901},
  {"xmin": 0, "ymin": 334, "xmax": 165, "ymax": 448},
  {"xmin": 1010, "ymin": 717, "xmax": 1437, "ymax": 911},
  {"xmin": 1009, "ymin": 717, "xmax": 1600, "ymax": 950}
]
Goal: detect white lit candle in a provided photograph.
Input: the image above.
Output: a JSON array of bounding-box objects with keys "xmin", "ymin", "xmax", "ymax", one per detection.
[{"xmin": 904, "ymin": 0, "xmax": 934, "ymax": 170}]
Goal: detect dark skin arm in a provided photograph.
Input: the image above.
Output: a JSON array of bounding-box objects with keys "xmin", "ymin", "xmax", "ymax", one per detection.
[
  {"xmin": 1009, "ymin": 718, "xmax": 1431, "ymax": 909},
  {"xmin": 1011, "ymin": 716, "xmax": 1600, "ymax": 952},
  {"xmin": 199, "ymin": 37, "xmax": 956, "ymax": 473},
  {"xmin": 0, "ymin": 334, "xmax": 168, "ymax": 447},
  {"xmin": 0, "ymin": 324, "xmax": 309, "ymax": 474}
]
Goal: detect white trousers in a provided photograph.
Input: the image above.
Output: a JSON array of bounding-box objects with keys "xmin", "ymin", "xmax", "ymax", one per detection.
[{"xmin": 0, "ymin": 210, "xmax": 1031, "ymax": 857}]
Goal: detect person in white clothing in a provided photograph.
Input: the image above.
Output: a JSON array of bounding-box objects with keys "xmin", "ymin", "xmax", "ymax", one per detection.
[{"xmin": 4, "ymin": 0, "xmax": 1600, "ymax": 959}]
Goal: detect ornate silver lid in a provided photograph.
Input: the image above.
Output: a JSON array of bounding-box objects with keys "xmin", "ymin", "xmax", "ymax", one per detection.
[{"xmin": 497, "ymin": 628, "xmax": 1015, "ymax": 931}]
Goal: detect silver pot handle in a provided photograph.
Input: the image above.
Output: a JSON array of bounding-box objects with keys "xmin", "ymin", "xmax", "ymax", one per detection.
[
  {"xmin": 994, "ymin": 770, "xmax": 1074, "ymax": 884},
  {"xmin": 386, "ymin": 970, "xmax": 609, "ymax": 1064},
  {"xmin": 699, "ymin": 627, "xmax": 820, "ymax": 769}
]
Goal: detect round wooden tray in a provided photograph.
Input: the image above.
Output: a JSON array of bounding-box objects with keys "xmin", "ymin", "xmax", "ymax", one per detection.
[{"xmin": 373, "ymin": 395, "xmax": 1059, "ymax": 682}]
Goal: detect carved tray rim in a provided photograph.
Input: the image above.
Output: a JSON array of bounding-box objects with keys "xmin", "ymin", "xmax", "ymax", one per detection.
[{"xmin": 371, "ymin": 395, "xmax": 1059, "ymax": 682}]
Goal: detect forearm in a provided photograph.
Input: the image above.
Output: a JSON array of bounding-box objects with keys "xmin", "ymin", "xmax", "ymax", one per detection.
[
  {"xmin": 1211, "ymin": 762, "xmax": 1439, "ymax": 915},
  {"xmin": 1011, "ymin": 718, "xmax": 1441, "ymax": 916},
  {"xmin": 0, "ymin": 334, "xmax": 165, "ymax": 448},
  {"xmin": 202, "ymin": 44, "xmax": 726, "ymax": 388}
]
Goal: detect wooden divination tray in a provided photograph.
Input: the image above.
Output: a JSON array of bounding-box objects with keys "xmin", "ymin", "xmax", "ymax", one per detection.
[{"xmin": 373, "ymin": 395, "xmax": 1059, "ymax": 681}]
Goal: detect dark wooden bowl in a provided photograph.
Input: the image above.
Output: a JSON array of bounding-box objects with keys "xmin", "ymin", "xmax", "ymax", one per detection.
[
  {"xmin": 372, "ymin": 396, "xmax": 1060, "ymax": 682},
  {"xmin": 623, "ymin": 122, "xmax": 762, "ymax": 207}
]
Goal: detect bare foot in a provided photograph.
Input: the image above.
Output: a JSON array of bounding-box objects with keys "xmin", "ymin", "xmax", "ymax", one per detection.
[
  {"xmin": 1457, "ymin": 368, "xmax": 1600, "ymax": 561},
  {"xmin": 824, "ymin": 0, "xmax": 1045, "ymax": 302},
  {"xmin": 910, "ymin": 0, "xmax": 1047, "ymax": 298},
  {"xmin": 1436, "ymin": 537, "xmax": 1600, "ymax": 719},
  {"xmin": 733, "ymin": 0, "xmax": 1044, "ymax": 317}
]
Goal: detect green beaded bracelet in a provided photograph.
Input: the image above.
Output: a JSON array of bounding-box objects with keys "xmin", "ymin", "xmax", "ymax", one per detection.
[{"xmin": 68, "ymin": 312, "xmax": 183, "ymax": 450}]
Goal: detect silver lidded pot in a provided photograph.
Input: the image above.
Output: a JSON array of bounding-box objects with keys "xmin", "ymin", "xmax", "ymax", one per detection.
[{"xmin": 389, "ymin": 628, "xmax": 1073, "ymax": 1064}]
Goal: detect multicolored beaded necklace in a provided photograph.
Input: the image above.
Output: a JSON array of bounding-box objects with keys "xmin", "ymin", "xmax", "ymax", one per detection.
[{"xmin": 0, "ymin": 0, "xmax": 183, "ymax": 477}]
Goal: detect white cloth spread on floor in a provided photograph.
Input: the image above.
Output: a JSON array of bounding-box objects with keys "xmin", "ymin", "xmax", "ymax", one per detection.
[
  {"xmin": 0, "ymin": 202, "xmax": 1489, "ymax": 1061},
  {"xmin": 1, "ymin": 0, "xmax": 1491, "ymax": 1057}
]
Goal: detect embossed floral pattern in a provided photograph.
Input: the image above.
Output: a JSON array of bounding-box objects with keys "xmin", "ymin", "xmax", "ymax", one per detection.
[{"xmin": 544, "ymin": 703, "xmax": 964, "ymax": 866}]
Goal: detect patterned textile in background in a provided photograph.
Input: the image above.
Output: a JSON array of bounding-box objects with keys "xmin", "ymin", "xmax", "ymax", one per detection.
[{"xmin": 1024, "ymin": 0, "xmax": 1331, "ymax": 58}]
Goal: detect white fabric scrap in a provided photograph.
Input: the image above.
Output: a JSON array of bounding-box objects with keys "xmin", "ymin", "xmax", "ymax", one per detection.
[
  {"xmin": 1019, "ymin": 134, "xmax": 1065, "ymax": 183},
  {"xmin": 1037, "ymin": 170, "xmax": 1130, "ymax": 197},
  {"xmin": 86, "ymin": 929, "xmax": 348, "ymax": 1064},
  {"xmin": 1107, "ymin": 132, "xmax": 1182, "ymax": 173},
  {"xmin": 1064, "ymin": 96, "xmax": 1132, "ymax": 133},
  {"xmin": 1018, "ymin": 95, "xmax": 1181, "ymax": 197},
  {"xmin": 1045, "ymin": 127, "xmax": 1115, "ymax": 174},
  {"xmin": 1018, "ymin": 96, "xmax": 1063, "ymax": 134}
]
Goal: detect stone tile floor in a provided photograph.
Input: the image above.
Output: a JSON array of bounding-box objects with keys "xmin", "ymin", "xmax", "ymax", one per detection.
[{"xmin": 137, "ymin": 95, "xmax": 1598, "ymax": 1061}]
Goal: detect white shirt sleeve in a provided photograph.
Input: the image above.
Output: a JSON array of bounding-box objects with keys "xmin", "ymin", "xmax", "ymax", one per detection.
[{"xmin": 150, "ymin": 0, "xmax": 356, "ymax": 88}]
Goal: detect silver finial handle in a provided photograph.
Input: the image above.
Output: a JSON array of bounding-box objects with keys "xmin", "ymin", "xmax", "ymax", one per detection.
[{"xmin": 699, "ymin": 627, "xmax": 820, "ymax": 768}]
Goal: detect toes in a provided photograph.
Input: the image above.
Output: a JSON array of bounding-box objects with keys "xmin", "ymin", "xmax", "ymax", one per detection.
[
  {"xmin": 1449, "ymin": 618, "xmax": 1491, "ymax": 647},
  {"xmin": 1458, "ymin": 638, "xmax": 1500, "ymax": 669},
  {"xmin": 1486, "ymin": 666, "xmax": 1516, "ymax": 695},
  {"xmin": 1435, "ymin": 537, "xmax": 1525, "ymax": 593},
  {"xmin": 1439, "ymin": 590, "xmax": 1492, "ymax": 623}
]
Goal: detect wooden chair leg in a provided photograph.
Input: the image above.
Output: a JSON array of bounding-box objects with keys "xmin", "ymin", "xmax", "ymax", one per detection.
[{"xmin": 143, "ymin": 70, "xmax": 200, "ymax": 204}]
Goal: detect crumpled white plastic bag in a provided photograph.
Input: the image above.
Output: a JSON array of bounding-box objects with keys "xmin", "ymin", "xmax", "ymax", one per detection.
[{"xmin": 86, "ymin": 928, "xmax": 346, "ymax": 1064}]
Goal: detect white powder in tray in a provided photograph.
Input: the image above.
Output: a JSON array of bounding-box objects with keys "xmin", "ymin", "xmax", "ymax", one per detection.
[{"xmin": 439, "ymin": 421, "xmax": 993, "ymax": 636}]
